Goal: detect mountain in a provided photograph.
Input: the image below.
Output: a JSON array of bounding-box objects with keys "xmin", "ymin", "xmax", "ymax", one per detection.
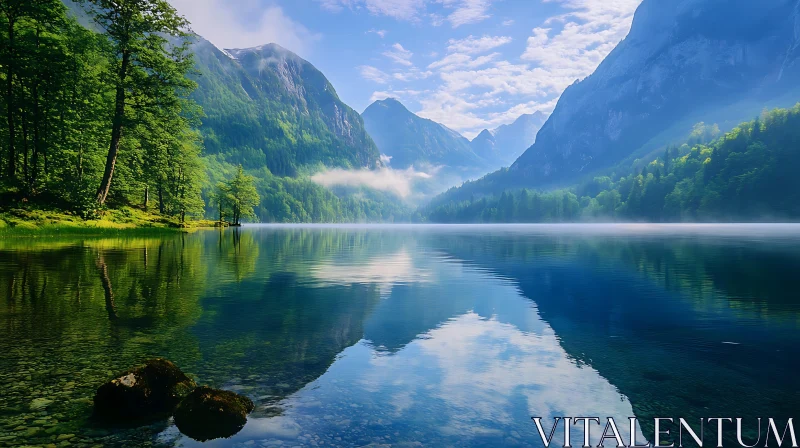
[
  {"xmin": 190, "ymin": 40, "xmax": 381, "ymax": 177},
  {"xmin": 503, "ymin": 0, "xmax": 800, "ymax": 188},
  {"xmin": 470, "ymin": 112, "xmax": 548, "ymax": 169},
  {"xmin": 361, "ymin": 98, "xmax": 485, "ymax": 172},
  {"xmin": 63, "ymin": 0, "xmax": 382, "ymax": 177}
]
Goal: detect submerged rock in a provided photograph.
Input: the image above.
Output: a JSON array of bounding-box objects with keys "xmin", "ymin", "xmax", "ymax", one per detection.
[
  {"xmin": 173, "ymin": 386, "xmax": 254, "ymax": 441},
  {"xmin": 93, "ymin": 359, "xmax": 196, "ymax": 422},
  {"xmin": 30, "ymin": 398, "xmax": 53, "ymax": 411}
]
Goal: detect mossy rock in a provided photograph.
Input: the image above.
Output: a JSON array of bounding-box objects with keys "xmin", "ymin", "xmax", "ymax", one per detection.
[
  {"xmin": 93, "ymin": 359, "xmax": 196, "ymax": 422},
  {"xmin": 173, "ymin": 386, "xmax": 254, "ymax": 441}
]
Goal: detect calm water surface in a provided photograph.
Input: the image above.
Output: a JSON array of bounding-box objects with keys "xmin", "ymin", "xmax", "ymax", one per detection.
[{"xmin": 1, "ymin": 224, "xmax": 799, "ymax": 447}]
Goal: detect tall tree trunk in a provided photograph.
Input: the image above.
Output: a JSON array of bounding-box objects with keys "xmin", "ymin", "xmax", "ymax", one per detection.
[
  {"xmin": 21, "ymin": 115, "xmax": 28, "ymax": 185},
  {"xmin": 30, "ymin": 26, "xmax": 41, "ymax": 191},
  {"xmin": 96, "ymin": 50, "xmax": 130, "ymax": 204},
  {"xmin": 41, "ymin": 90, "xmax": 49, "ymax": 178},
  {"xmin": 143, "ymin": 185, "xmax": 149, "ymax": 210},
  {"xmin": 178, "ymin": 172, "xmax": 185, "ymax": 222},
  {"xmin": 6, "ymin": 19, "xmax": 16, "ymax": 179},
  {"xmin": 158, "ymin": 182, "xmax": 164, "ymax": 214}
]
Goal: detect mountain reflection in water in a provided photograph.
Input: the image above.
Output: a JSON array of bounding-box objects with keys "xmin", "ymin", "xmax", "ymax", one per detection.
[{"xmin": 0, "ymin": 225, "xmax": 798, "ymax": 447}]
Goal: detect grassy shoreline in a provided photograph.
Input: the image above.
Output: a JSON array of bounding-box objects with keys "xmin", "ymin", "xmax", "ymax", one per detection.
[{"xmin": 0, "ymin": 207, "xmax": 224, "ymax": 237}]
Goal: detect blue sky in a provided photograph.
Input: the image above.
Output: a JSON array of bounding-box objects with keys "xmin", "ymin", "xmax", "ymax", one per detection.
[{"xmin": 169, "ymin": 0, "xmax": 642, "ymax": 139}]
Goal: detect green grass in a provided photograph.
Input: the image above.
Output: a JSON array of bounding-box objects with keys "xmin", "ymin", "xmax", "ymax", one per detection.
[{"xmin": 0, "ymin": 207, "xmax": 223, "ymax": 237}]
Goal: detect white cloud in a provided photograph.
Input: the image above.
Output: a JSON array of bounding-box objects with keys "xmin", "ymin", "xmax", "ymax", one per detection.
[
  {"xmin": 318, "ymin": 0, "xmax": 498, "ymax": 26},
  {"xmin": 370, "ymin": 91, "xmax": 394, "ymax": 102},
  {"xmin": 318, "ymin": 0, "xmax": 426, "ymax": 21},
  {"xmin": 521, "ymin": 0, "xmax": 641, "ymax": 84},
  {"xmin": 446, "ymin": 35, "xmax": 512, "ymax": 54},
  {"xmin": 416, "ymin": 91, "xmax": 557, "ymax": 139},
  {"xmin": 436, "ymin": 0, "xmax": 498, "ymax": 27},
  {"xmin": 383, "ymin": 43, "xmax": 414, "ymax": 66},
  {"xmin": 393, "ymin": 67, "xmax": 433, "ymax": 82},
  {"xmin": 414, "ymin": 0, "xmax": 641, "ymax": 137},
  {"xmin": 367, "ymin": 28, "xmax": 388, "ymax": 38},
  {"xmin": 311, "ymin": 166, "xmax": 437, "ymax": 198},
  {"xmin": 168, "ymin": 0, "xmax": 319, "ymax": 57},
  {"xmin": 438, "ymin": 61, "xmax": 568, "ymax": 95},
  {"xmin": 324, "ymin": 0, "xmax": 642, "ymax": 141},
  {"xmin": 370, "ymin": 89, "xmax": 424, "ymax": 102},
  {"xmin": 429, "ymin": 13, "xmax": 446, "ymax": 26},
  {"xmin": 359, "ymin": 65, "xmax": 391, "ymax": 84},
  {"xmin": 428, "ymin": 52, "xmax": 500, "ymax": 71},
  {"xmin": 367, "ymin": 0, "xmax": 426, "ymax": 19}
]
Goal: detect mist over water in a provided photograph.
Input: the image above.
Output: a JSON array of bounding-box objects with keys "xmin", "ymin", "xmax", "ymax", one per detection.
[{"xmin": 1, "ymin": 224, "xmax": 799, "ymax": 447}]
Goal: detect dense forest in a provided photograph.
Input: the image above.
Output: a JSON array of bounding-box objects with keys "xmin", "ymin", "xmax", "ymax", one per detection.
[
  {"xmin": 424, "ymin": 105, "xmax": 800, "ymax": 223},
  {"xmin": 0, "ymin": 0, "xmax": 410, "ymax": 225},
  {"xmin": 0, "ymin": 0, "xmax": 206, "ymax": 220}
]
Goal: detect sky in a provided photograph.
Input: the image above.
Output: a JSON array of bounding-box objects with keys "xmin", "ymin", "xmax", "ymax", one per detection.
[{"xmin": 167, "ymin": 0, "xmax": 643, "ymax": 140}]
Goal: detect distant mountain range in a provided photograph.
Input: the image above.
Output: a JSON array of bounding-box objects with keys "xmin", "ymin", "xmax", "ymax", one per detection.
[
  {"xmin": 362, "ymin": 98, "xmax": 546, "ymax": 178},
  {"xmin": 470, "ymin": 112, "xmax": 548, "ymax": 170},
  {"xmin": 361, "ymin": 98, "xmax": 484, "ymax": 173}
]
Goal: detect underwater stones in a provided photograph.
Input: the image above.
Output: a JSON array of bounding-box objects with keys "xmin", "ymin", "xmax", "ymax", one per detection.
[
  {"xmin": 173, "ymin": 386, "xmax": 254, "ymax": 441},
  {"xmin": 30, "ymin": 398, "xmax": 53, "ymax": 411},
  {"xmin": 93, "ymin": 359, "xmax": 196, "ymax": 422}
]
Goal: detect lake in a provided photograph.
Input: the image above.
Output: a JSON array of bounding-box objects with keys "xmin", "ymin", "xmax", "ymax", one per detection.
[{"xmin": 1, "ymin": 224, "xmax": 799, "ymax": 447}]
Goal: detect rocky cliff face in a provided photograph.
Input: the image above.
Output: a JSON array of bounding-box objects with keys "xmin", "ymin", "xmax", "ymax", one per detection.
[
  {"xmin": 190, "ymin": 40, "xmax": 381, "ymax": 175},
  {"xmin": 511, "ymin": 0, "xmax": 800, "ymax": 186},
  {"xmin": 227, "ymin": 45, "xmax": 363, "ymax": 150}
]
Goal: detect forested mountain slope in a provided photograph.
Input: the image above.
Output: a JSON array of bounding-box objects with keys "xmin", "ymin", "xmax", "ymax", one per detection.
[
  {"xmin": 424, "ymin": 105, "xmax": 800, "ymax": 222},
  {"xmin": 510, "ymin": 0, "xmax": 800, "ymax": 187},
  {"xmin": 436, "ymin": 0, "xmax": 800, "ymax": 202},
  {"xmin": 191, "ymin": 40, "xmax": 381, "ymax": 177}
]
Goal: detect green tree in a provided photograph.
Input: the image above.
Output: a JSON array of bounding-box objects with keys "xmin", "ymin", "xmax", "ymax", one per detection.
[
  {"xmin": 85, "ymin": 0, "xmax": 192, "ymax": 205},
  {"xmin": 217, "ymin": 165, "xmax": 259, "ymax": 226},
  {"xmin": 0, "ymin": 0, "xmax": 70, "ymax": 182}
]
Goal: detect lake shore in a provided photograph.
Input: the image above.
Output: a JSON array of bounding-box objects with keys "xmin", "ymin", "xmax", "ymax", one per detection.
[{"xmin": 0, "ymin": 207, "xmax": 225, "ymax": 236}]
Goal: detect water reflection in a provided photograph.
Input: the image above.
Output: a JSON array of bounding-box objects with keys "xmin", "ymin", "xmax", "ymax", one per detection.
[
  {"xmin": 0, "ymin": 225, "xmax": 798, "ymax": 447},
  {"xmin": 422, "ymin": 227, "xmax": 800, "ymax": 444},
  {"xmin": 165, "ymin": 260, "xmax": 642, "ymax": 447}
]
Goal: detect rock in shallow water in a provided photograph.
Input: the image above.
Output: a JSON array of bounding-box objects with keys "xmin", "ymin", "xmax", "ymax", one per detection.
[
  {"xmin": 30, "ymin": 398, "xmax": 53, "ymax": 411},
  {"xmin": 173, "ymin": 386, "xmax": 254, "ymax": 441},
  {"xmin": 93, "ymin": 359, "xmax": 196, "ymax": 422}
]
